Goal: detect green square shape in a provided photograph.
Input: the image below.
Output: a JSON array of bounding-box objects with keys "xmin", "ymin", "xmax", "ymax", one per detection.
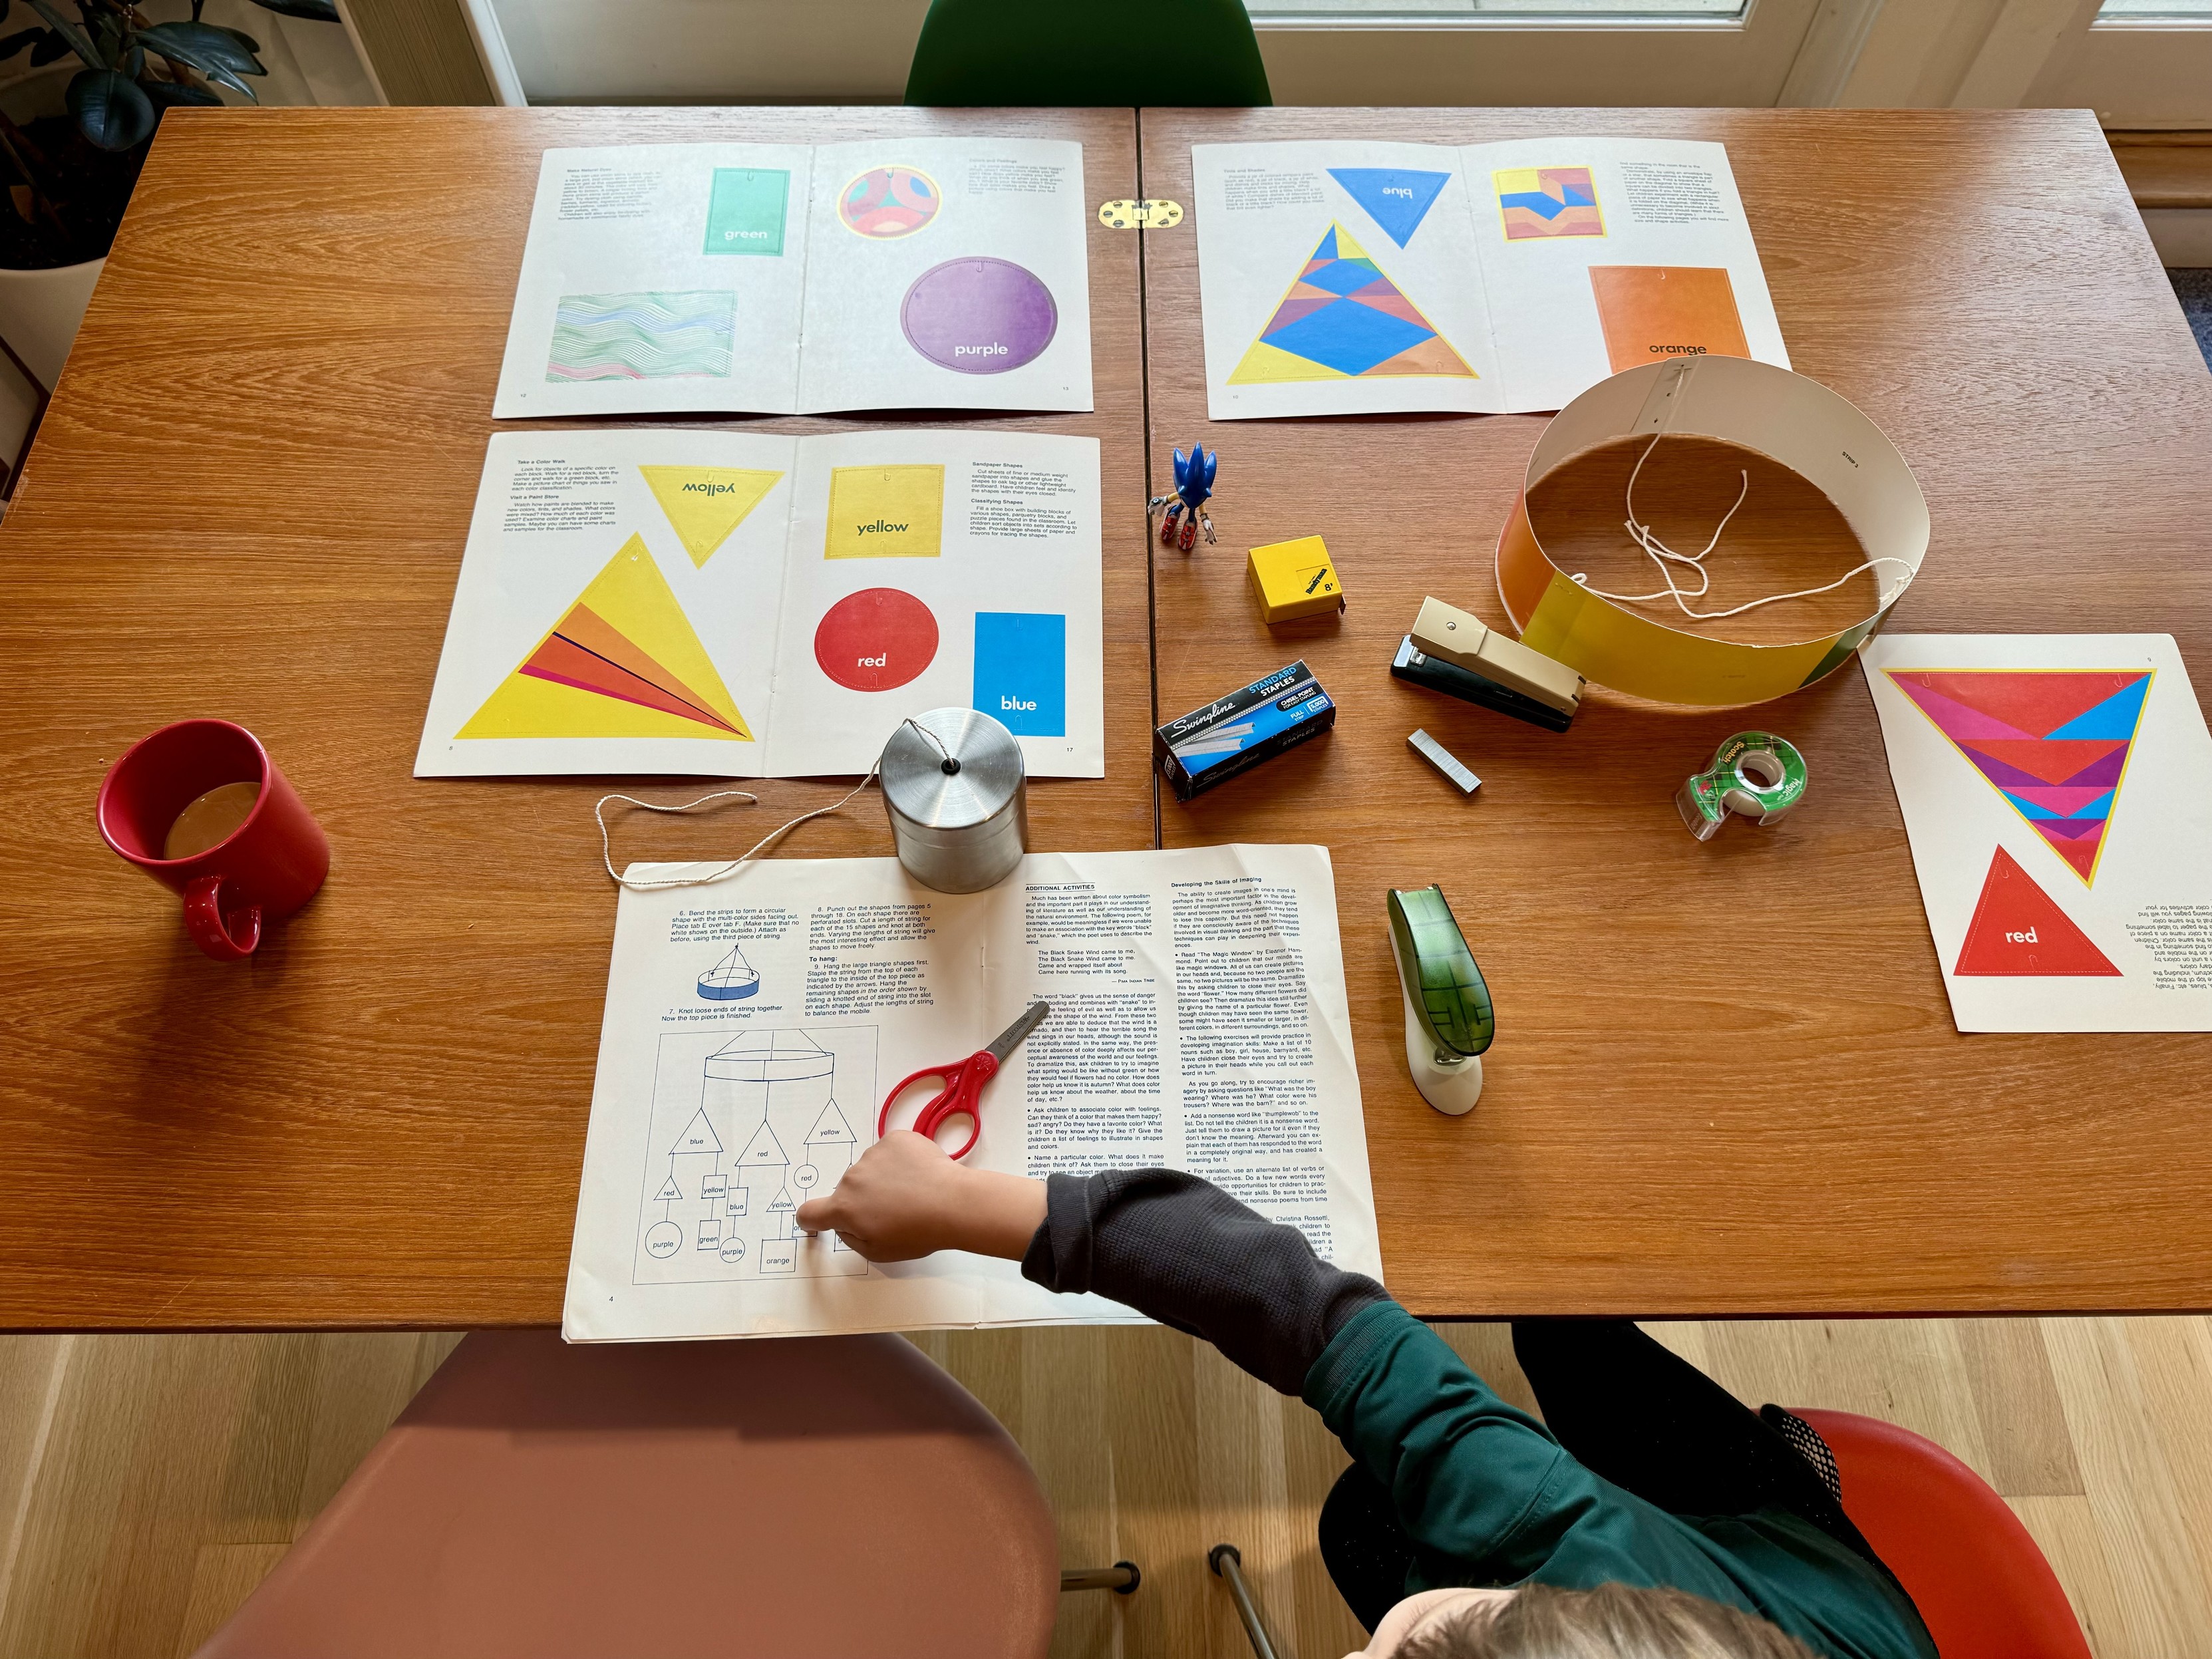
[{"xmin": 704, "ymin": 168, "xmax": 790, "ymax": 257}]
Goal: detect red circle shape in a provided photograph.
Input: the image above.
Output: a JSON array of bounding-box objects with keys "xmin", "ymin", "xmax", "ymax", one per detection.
[{"xmin": 814, "ymin": 588, "xmax": 939, "ymax": 692}]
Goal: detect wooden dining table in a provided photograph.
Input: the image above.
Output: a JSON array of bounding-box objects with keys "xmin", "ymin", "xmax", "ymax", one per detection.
[
  {"xmin": 0, "ymin": 106, "xmax": 1150, "ymax": 1329},
  {"xmin": 1144, "ymin": 106, "xmax": 2212, "ymax": 1318},
  {"xmin": 1, "ymin": 103, "xmax": 2207, "ymax": 1330}
]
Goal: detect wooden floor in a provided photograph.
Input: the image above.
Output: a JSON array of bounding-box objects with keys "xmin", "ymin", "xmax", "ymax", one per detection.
[{"xmin": 1, "ymin": 1318, "xmax": 2207, "ymax": 1658}]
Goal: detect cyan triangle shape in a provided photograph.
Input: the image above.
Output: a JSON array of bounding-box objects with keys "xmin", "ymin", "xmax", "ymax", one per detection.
[
  {"xmin": 2044, "ymin": 675, "xmax": 2150, "ymax": 741},
  {"xmin": 1327, "ymin": 168, "xmax": 1452, "ymax": 247}
]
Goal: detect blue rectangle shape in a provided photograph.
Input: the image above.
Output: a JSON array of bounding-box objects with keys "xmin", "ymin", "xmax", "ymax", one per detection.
[{"xmin": 973, "ymin": 613, "xmax": 1066, "ymax": 736}]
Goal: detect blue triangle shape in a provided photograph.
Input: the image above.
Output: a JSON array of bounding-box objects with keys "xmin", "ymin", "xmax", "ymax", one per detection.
[
  {"xmin": 2044, "ymin": 675, "xmax": 2150, "ymax": 741},
  {"xmin": 1327, "ymin": 168, "xmax": 1451, "ymax": 248}
]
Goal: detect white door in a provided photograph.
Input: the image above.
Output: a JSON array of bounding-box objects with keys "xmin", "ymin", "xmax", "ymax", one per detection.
[{"xmin": 2026, "ymin": 1, "xmax": 2212, "ymax": 128}]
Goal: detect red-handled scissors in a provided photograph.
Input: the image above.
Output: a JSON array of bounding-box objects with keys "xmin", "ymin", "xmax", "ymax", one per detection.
[{"xmin": 877, "ymin": 1000, "xmax": 1050, "ymax": 1159}]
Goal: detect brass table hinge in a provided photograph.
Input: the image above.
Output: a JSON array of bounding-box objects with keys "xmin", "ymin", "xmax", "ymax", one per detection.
[{"xmin": 1097, "ymin": 199, "xmax": 1185, "ymax": 229}]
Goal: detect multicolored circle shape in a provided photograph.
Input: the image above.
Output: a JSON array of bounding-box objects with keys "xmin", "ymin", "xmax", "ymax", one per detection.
[{"xmin": 840, "ymin": 166, "xmax": 940, "ymax": 238}]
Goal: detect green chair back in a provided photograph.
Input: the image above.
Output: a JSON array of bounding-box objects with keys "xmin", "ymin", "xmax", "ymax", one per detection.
[{"xmin": 905, "ymin": 0, "xmax": 1273, "ymax": 107}]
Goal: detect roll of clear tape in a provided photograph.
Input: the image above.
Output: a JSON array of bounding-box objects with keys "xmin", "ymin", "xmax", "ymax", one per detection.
[{"xmin": 880, "ymin": 708, "xmax": 1028, "ymax": 893}]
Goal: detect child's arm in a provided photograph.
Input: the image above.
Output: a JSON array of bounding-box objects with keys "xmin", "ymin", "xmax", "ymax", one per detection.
[{"xmin": 796, "ymin": 1130, "xmax": 1386, "ymax": 1392}]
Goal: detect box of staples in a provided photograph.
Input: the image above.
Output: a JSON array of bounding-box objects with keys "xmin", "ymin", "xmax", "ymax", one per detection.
[{"xmin": 1156, "ymin": 661, "xmax": 1335, "ymax": 800}]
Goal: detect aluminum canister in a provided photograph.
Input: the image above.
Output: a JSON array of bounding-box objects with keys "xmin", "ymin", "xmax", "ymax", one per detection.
[{"xmin": 880, "ymin": 709, "xmax": 1028, "ymax": 893}]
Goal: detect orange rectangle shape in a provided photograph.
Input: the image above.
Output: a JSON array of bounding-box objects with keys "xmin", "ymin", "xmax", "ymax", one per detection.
[{"xmin": 1588, "ymin": 266, "xmax": 1750, "ymax": 375}]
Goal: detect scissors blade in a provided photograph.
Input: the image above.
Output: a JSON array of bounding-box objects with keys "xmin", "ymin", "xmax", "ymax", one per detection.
[{"xmin": 984, "ymin": 1000, "xmax": 1049, "ymax": 1064}]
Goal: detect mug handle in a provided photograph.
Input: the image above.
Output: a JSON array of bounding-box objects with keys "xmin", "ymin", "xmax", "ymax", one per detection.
[{"xmin": 183, "ymin": 874, "xmax": 262, "ymax": 962}]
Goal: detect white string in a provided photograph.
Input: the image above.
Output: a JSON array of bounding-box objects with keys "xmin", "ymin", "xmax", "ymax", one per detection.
[
  {"xmin": 593, "ymin": 718, "xmax": 953, "ymax": 891},
  {"xmin": 594, "ymin": 770, "xmax": 876, "ymax": 891},
  {"xmin": 1570, "ymin": 426, "xmax": 1916, "ymax": 622}
]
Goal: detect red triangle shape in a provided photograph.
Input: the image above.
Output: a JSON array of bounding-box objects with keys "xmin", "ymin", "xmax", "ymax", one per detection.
[{"xmin": 1953, "ymin": 847, "xmax": 2120, "ymax": 977}]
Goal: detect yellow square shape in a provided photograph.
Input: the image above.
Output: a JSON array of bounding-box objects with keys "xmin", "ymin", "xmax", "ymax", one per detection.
[
  {"xmin": 824, "ymin": 464, "xmax": 945, "ymax": 559},
  {"xmin": 1247, "ymin": 535, "xmax": 1344, "ymax": 625}
]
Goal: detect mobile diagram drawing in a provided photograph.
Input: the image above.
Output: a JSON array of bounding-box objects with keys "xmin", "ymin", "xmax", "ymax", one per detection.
[
  {"xmin": 697, "ymin": 942, "xmax": 761, "ymax": 1000},
  {"xmin": 635, "ymin": 1026, "xmax": 875, "ymax": 1284}
]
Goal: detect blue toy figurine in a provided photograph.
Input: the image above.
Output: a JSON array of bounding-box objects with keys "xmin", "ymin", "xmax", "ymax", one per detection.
[{"xmin": 1148, "ymin": 438, "xmax": 1218, "ymax": 552}]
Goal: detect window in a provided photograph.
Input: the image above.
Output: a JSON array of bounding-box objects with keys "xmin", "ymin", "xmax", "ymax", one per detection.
[
  {"xmin": 2095, "ymin": 0, "xmax": 2212, "ymax": 19},
  {"xmin": 1243, "ymin": 0, "xmax": 1748, "ymax": 22}
]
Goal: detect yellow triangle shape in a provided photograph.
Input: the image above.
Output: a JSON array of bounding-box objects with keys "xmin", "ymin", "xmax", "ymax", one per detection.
[
  {"xmin": 458, "ymin": 533, "xmax": 754, "ymax": 742},
  {"xmin": 640, "ymin": 466, "xmax": 784, "ymax": 567},
  {"xmin": 1230, "ymin": 339, "xmax": 1350, "ymax": 384}
]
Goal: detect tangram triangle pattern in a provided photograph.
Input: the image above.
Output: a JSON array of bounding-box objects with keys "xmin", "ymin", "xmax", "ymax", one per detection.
[
  {"xmin": 1886, "ymin": 669, "xmax": 2150, "ymax": 885},
  {"xmin": 459, "ymin": 533, "xmax": 753, "ymax": 742},
  {"xmin": 1953, "ymin": 846, "xmax": 2120, "ymax": 977},
  {"xmin": 1327, "ymin": 168, "xmax": 1451, "ymax": 248},
  {"xmin": 640, "ymin": 466, "xmax": 784, "ymax": 567},
  {"xmin": 1496, "ymin": 167, "xmax": 1604, "ymax": 239},
  {"xmin": 1228, "ymin": 223, "xmax": 1476, "ymax": 385}
]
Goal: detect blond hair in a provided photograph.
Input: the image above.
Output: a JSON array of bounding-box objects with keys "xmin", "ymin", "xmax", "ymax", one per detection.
[{"xmin": 1400, "ymin": 1583, "xmax": 1821, "ymax": 1659}]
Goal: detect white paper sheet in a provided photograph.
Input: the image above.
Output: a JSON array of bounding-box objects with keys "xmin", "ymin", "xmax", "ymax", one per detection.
[
  {"xmin": 1193, "ymin": 137, "xmax": 1786, "ymax": 420},
  {"xmin": 494, "ymin": 139, "xmax": 1094, "ymax": 417},
  {"xmin": 562, "ymin": 845, "xmax": 1381, "ymax": 1342},
  {"xmin": 1860, "ymin": 635, "xmax": 2212, "ymax": 1032},
  {"xmin": 414, "ymin": 428, "xmax": 1104, "ymax": 778}
]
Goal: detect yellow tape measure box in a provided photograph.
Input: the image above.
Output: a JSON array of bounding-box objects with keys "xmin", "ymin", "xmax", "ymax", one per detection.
[{"xmin": 1248, "ymin": 535, "xmax": 1344, "ymax": 625}]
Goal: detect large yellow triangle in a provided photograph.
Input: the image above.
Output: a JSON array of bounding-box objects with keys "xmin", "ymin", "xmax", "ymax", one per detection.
[
  {"xmin": 640, "ymin": 466, "xmax": 784, "ymax": 567},
  {"xmin": 458, "ymin": 533, "xmax": 754, "ymax": 742}
]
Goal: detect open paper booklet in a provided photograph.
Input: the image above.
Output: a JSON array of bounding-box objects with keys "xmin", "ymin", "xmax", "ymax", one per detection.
[
  {"xmin": 414, "ymin": 428, "xmax": 1103, "ymax": 779},
  {"xmin": 563, "ymin": 845, "xmax": 1380, "ymax": 1341},
  {"xmin": 1194, "ymin": 137, "xmax": 1787, "ymax": 419},
  {"xmin": 494, "ymin": 139, "xmax": 1093, "ymax": 418},
  {"xmin": 1860, "ymin": 634, "xmax": 2212, "ymax": 1033}
]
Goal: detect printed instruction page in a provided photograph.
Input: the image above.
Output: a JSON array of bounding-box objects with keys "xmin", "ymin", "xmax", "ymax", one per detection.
[
  {"xmin": 1193, "ymin": 136, "xmax": 1787, "ymax": 420},
  {"xmin": 1861, "ymin": 634, "xmax": 2212, "ymax": 1032},
  {"xmin": 493, "ymin": 138, "xmax": 1094, "ymax": 417},
  {"xmin": 563, "ymin": 845, "xmax": 1381, "ymax": 1342},
  {"xmin": 414, "ymin": 428, "xmax": 1104, "ymax": 779}
]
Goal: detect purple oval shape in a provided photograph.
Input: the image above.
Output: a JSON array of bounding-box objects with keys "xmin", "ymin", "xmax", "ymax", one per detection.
[{"xmin": 900, "ymin": 257, "xmax": 1058, "ymax": 375}]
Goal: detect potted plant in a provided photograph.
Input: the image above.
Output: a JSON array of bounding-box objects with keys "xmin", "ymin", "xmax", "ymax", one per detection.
[{"xmin": 0, "ymin": 0, "xmax": 339, "ymax": 478}]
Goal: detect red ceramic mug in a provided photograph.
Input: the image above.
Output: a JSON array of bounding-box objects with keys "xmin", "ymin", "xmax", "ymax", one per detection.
[{"xmin": 96, "ymin": 720, "xmax": 330, "ymax": 961}]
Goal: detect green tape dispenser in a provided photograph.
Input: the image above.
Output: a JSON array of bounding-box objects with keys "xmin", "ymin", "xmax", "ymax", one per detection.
[
  {"xmin": 1386, "ymin": 885, "xmax": 1495, "ymax": 1117},
  {"xmin": 1676, "ymin": 732, "xmax": 1808, "ymax": 842}
]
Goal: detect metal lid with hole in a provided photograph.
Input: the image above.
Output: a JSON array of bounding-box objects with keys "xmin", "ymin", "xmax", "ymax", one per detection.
[{"xmin": 880, "ymin": 710, "xmax": 1028, "ymax": 892}]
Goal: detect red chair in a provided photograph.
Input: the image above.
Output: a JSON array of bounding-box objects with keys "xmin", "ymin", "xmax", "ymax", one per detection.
[
  {"xmin": 191, "ymin": 1330, "xmax": 1124, "ymax": 1659},
  {"xmin": 1794, "ymin": 1408, "xmax": 2091, "ymax": 1659}
]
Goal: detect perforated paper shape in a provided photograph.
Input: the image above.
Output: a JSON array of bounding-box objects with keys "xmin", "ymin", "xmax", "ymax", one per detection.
[
  {"xmin": 1861, "ymin": 635, "xmax": 2212, "ymax": 1032},
  {"xmin": 417, "ymin": 428, "xmax": 1104, "ymax": 779},
  {"xmin": 1194, "ymin": 137, "xmax": 1788, "ymax": 419},
  {"xmin": 642, "ymin": 466, "xmax": 785, "ymax": 567}
]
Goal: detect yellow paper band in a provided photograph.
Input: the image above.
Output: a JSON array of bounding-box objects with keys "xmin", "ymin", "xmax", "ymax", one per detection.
[{"xmin": 1494, "ymin": 357, "xmax": 1927, "ymax": 708}]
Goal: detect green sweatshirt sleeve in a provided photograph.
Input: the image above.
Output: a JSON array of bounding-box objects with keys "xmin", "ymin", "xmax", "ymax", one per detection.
[{"xmin": 1303, "ymin": 1304, "xmax": 1937, "ymax": 1659}]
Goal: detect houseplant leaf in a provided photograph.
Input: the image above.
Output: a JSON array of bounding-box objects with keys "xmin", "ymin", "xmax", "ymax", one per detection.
[
  {"xmin": 134, "ymin": 20, "xmax": 265, "ymax": 100},
  {"xmin": 245, "ymin": 0, "xmax": 341, "ymax": 20},
  {"xmin": 67, "ymin": 67, "xmax": 155, "ymax": 150},
  {"xmin": 142, "ymin": 78, "xmax": 222, "ymax": 108},
  {"xmin": 24, "ymin": 0, "xmax": 101, "ymax": 69}
]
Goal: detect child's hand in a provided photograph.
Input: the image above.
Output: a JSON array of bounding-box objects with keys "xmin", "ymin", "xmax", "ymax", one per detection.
[{"xmin": 795, "ymin": 1131, "xmax": 1047, "ymax": 1263}]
